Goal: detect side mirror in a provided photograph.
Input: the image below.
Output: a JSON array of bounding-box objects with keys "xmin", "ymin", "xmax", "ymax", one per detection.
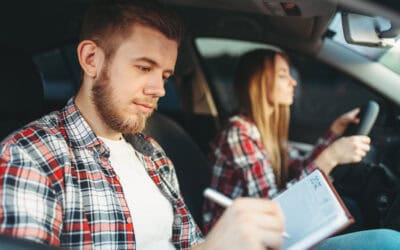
[{"xmin": 341, "ymin": 12, "xmax": 398, "ymax": 47}]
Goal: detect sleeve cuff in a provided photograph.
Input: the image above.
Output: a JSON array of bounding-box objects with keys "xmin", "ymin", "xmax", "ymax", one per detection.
[{"xmin": 324, "ymin": 130, "xmax": 338, "ymax": 143}]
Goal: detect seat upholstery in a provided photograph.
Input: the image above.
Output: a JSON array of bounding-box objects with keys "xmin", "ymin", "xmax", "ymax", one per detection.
[
  {"xmin": 144, "ymin": 112, "xmax": 211, "ymax": 229},
  {"xmin": 0, "ymin": 46, "xmax": 44, "ymax": 140}
]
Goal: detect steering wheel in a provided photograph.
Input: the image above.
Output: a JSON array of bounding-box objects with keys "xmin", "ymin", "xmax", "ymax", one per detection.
[
  {"xmin": 343, "ymin": 100, "xmax": 380, "ymax": 136},
  {"xmin": 332, "ymin": 100, "xmax": 380, "ymax": 183}
]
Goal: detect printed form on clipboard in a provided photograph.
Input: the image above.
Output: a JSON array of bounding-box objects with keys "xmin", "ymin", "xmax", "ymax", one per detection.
[{"xmin": 273, "ymin": 169, "xmax": 354, "ymax": 250}]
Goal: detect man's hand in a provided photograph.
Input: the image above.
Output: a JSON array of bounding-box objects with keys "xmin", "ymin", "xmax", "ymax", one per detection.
[
  {"xmin": 194, "ymin": 198, "xmax": 285, "ymax": 250},
  {"xmin": 330, "ymin": 108, "xmax": 360, "ymax": 136},
  {"xmin": 316, "ymin": 135, "xmax": 371, "ymax": 174}
]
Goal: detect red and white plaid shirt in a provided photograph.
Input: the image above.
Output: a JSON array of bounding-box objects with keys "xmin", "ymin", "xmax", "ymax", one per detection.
[
  {"xmin": 0, "ymin": 98, "xmax": 203, "ymax": 249},
  {"xmin": 202, "ymin": 114, "xmax": 337, "ymax": 234}
]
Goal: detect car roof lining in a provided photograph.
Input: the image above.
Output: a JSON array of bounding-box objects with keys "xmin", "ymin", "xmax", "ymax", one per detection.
[
  {"xmin": 161, "ymin": 0, "xmax": 337, "ymax": 17},
  {"xmin": 0, "ymin": 0, "xmax": 336, "ymax": 55},
  {"xmin": 1, "ymin": 0, "xmax": 397, "ymax": 56}
]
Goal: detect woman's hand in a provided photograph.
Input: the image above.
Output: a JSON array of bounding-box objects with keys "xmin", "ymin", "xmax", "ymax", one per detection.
[
  {"xmin": 315, "ymin": 135, "xmax": 371, "ymax": 174},
  {"xmin": 330, "ymin": 108, "xmax": 360, "ymax": 136}
]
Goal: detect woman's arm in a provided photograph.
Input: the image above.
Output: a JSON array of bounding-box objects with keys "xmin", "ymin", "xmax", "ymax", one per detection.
[
  {"xmin": 288, "ymin": 130, "xmax": 337, "ymax": 180},
  {"xmin": 289, "ymin": 108, "xmax": 369, "ymax": 179}
]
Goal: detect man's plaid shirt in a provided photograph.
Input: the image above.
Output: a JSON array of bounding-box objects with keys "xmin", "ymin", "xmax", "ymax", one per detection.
[
  {"xmin": 0, "ymin": 98, "xmax": 203, "ymax": 249},
  {"xmin": 202, "ymin": 115, "xmax": 337, "ymax": 234}
]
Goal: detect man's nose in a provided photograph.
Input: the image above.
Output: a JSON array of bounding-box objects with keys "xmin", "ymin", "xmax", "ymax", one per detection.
[{"xmin": 143, "ymin": 76, "xmax": 166, "ymax": 97}]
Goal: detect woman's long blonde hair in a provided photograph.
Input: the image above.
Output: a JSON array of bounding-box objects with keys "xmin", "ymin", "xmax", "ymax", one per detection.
[{"xmin": 234, "ymin": 49, "xmax": 290, "ymax": 188}]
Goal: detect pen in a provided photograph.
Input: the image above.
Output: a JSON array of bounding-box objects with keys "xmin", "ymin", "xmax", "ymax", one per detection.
[{"xmin": 203, "ymin": 188, "xmax": 290, "ymax": 239}]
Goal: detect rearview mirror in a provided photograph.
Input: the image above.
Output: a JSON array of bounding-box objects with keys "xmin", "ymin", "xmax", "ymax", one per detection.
[{"xmin": 341, "ymin": 12, "xmax": 397, "ymax": 47}]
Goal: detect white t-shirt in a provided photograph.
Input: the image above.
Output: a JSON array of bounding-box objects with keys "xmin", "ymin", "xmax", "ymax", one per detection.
[{"xmin": 99, "ymin": 136, "xmax": 175, "ymax": 250}]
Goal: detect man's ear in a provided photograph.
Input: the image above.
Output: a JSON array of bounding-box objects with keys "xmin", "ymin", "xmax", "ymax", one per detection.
[{"xmin": 77, "ymin": 40, "xmax": 103, "ymax": 79}]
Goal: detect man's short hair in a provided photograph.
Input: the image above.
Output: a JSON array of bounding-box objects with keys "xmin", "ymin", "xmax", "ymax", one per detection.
[{"xmin": 80, "ymin": 0, "xmax": 184, "ymax": 58}]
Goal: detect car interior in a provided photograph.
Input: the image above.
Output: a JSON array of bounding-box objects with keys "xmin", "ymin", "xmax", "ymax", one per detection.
[{"xmin": 0, "ymin": 0, "xmax": 400, "ymax": 247}]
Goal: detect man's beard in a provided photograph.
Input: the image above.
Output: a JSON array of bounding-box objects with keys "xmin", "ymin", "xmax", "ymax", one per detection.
[{"xmin": 91, "ymin": 66, "xmax": 156, "ymax": 135}]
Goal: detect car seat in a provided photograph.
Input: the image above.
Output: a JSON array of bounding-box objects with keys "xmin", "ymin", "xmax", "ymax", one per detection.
[
  {"xmin": 144, "ymin": 112, "xmax": 211, "ymax": 229},
  {"xmin": 0, "ymin": 45, "xmax": 44, "ymax": 141}
]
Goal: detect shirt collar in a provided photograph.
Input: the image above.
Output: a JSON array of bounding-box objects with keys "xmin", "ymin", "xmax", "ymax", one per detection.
[{"xmin": 60, "ymin": 97, "xmax": 102, "ymax": 149}]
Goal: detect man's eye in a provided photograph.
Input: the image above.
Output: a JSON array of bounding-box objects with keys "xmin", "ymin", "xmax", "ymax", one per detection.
[{"xmin": 136, "ymin": 66, "xmax": 151, "ymax": 72}]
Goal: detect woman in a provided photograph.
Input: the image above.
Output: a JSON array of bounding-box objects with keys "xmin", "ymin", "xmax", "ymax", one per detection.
[{"xmin": 202, "ymin": 49, "xmax": 372, "ymax": 233}]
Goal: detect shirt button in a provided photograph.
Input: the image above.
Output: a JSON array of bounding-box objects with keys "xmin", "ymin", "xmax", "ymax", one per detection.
[
  {"xmin": 126, "ymin": 216, "xmax": 132, "ymax": 224},
  {"xmin": 174, "ymin": 217, "xmax": 182, "ymax": 225}
]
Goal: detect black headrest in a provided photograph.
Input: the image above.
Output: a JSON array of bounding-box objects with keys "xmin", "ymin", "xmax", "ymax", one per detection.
[{"xmin": 0, "ymin": 46, "xmax": 43, "ymax": 117}]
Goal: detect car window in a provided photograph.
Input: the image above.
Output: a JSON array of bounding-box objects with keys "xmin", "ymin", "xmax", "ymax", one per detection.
[
  {"xmin": 329, "ymin": 13, "xmax": 400, "ymax": 76},
  {"xmin": 379, "ymin": 43, "xmax": 400, "ymax": 75}
]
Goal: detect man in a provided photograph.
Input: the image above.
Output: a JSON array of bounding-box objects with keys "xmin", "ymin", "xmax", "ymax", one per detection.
[
  {"xmin": 0, "ymin": 0, "xmax": 284, "ymax": 249},
  {"xmin": 3, "ymin": 1, "xmax": 400, "ymax": 250}
]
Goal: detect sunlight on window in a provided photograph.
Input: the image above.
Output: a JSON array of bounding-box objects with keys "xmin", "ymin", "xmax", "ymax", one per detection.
[
  {"xmin": 329, "ymin": 13, "xmax": 400, "ymax": 77},
  {"xmin": 328, "ymin": 13, "xmax": 385, "ymax": 60},
  {"xmin": 195, "ymin": 38, "xmax": 280, "ymax": 57},
  {"xmin": 379, "ymin": 39, "xmax": 400, "ymax": 75}
]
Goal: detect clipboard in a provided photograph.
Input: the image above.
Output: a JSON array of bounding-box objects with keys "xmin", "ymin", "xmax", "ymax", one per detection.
[{"xmin": 273, "ymin": 169, "xmax": 354, "ymax": 250}]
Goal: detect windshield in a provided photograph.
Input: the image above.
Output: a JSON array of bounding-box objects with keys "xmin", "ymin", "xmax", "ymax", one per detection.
[{"xmin": 329, "ymin": 13, "xmax": 400, "ymax": 75}]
